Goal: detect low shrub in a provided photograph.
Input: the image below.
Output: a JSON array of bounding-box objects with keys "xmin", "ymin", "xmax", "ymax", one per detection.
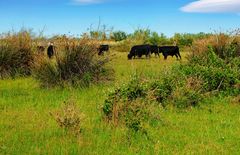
[
  {"xmin": 102, "ymin": 74, "xmax": 204, "ymax": 132},
  {"xmin": 103, "ymin": 96, "xmax": 161, "ymax": 133},
  {"xmin": 183, "ymin": 34, "xmax": 240, "ymax": 93},
  {"xmin": 124, "ymin": 99, "xmax": 160, "ymax": 133},
  {"xmin": 50, "ymin": 99, "xmax": 84, "ymax": 136},
  {"xmin": 177, "ymin": 64, "xmax": 239, "ymax": 93},
  {"xmin": 103, "ymin": 75, "xmax": 161, "ymax": 133},
  {"xmin": 170, "ymin": 77, "xmax": 204, "ymax": 108},
  {"xmin": 103, "ymin": 75, "xmax": 147, "ymax": 118},
  {"xmin": 149, "ymin": 70, "xmax": 185, "ymax": 106}
]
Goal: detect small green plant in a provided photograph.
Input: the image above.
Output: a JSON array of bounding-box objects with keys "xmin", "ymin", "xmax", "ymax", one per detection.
[{"xmin": 50, "ymin": 99, "xmax": 84, "ymax": 136}]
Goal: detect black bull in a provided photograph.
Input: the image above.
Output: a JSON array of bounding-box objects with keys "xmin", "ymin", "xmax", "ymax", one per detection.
[
  {"xmin": 98, "ymin": 45, "xmax": 109, "ymax": 55},
  {"xmin": 159, "ymin": 46, "xmax": 181, "ymax": 60},
  {"xmin": 128, "ymin": 45, "xmax": 151, "ymax": 59},
  {"xmin": 127, "ymin": 45, "xmax": 181, "ymax": 60}
]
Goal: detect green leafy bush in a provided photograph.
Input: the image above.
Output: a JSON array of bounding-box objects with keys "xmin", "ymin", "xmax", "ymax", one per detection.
[
  {"xmin": 111, "ymin": 31, "xmax": 127, "ymax": 42},
  {"xmin": 103, "ymin": 75, "xmax": 147, "ymax": 118},
  {"xmin": 170, "ymin": 77, "xmax": 204, "ymax": 108},
  {"xmin": 184, "ymin": 34, "xmax": 240, "ymax": 93},
  {"xmin": 177, "ymin": 64, "xmax": 239, "ymax": 93},
  {"xmin": 102, "ymin": 73, "xmax": 205, "ymax": 133},
  {"xmin": 103, "ymin": 76, "xmax": 162, "ymax": 133}
]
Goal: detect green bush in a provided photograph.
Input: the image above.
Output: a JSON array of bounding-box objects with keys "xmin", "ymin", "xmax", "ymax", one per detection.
[
  {"xmin": 103, "ymin": 73, "xmax": 205, "ymax": 133},
  {"xmin": 103, "ymin": 75, "xmax": 162, "ymax": 133},
  {"xmin": 111, "ymin": 31, "xmax": 127, "ymax": 42},
  {"xmin": 103, "ymin": 75, "xmax": 147, "ymax": 118},
  {"xmin": 33, "ymin": 41, "xmax": 114, "ymax": 88},
  {"xmin": 124, "ymin": 99, "xmax": 160, "ymax": 133},
  {"xmin": 177, "ymin": 64, "xmax": 239, "ymax": 92},
  {"xmin": 170, "ymin": 77, "xmax": 204, "ymax": 108},
  {"xmin": 172, "ymin": 88, "xmax": 203, "ymax": 108},
  {"xmin": 183, "ymin": 41, "xmax": 240, "ymax": 93}
]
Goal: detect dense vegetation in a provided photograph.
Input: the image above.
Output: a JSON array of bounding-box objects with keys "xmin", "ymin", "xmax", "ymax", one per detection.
[
  {"xmin": 0, "ymin": 28, "xmax": 239, "ymax": 154},
  {"xmin": 33, "ymin": 40, "xmax": 113, "ymax": 88},
  {"xmin": 103, "ymin": 33, "xmax": 240, "ymax": 134}
]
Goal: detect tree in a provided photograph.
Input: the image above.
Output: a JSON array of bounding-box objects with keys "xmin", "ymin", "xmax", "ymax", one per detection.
[{"xmin": 111, "ymin": 31, "xmax": 127, "ymax": 41}]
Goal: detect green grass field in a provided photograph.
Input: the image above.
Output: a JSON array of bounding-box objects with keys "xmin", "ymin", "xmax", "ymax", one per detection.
[{"xmin": 0, "ymin": 52, "xmax": 240, "ymax": 154}]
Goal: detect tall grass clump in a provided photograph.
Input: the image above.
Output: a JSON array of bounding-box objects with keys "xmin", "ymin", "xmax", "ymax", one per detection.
[
  {"xmin": 33, "ymin": 39, "xmax": 114, "ymax": 88},
  {"xmin": 0, "ymin": 30, "xmax": 34, "ymax": 78}
]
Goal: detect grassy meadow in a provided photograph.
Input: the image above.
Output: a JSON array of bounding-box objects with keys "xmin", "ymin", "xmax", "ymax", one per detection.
[{"xmin": 0, "ymin": 51, "xmax": 240, "ymax": 154}]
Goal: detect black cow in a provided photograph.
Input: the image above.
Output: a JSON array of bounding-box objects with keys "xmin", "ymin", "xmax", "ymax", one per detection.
[
  {"xmin": 150, "ymin": 45, "xmax": 160, "ymax": 57},
  {"xmin": 98, "ymin": 45, "xmax": 109, "ymax": 55},
  {"xmin": 128, "ymin": 45, "xmax": 151, "ymax": 59},
  {"xmin": 158, "ymin": 46, "xmax": 181, "ymax": 60},
  {"xmin": 47, "ymin": 43, "xmax": 55, "ymax": 59}
]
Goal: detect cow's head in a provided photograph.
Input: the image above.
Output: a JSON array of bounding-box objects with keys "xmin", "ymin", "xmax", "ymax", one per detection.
[{"xmin": 128, "ymin": 54, "xmax": 132, "ymax": 60}]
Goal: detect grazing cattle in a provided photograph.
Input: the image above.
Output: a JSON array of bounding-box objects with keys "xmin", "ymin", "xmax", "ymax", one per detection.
[
  {"xmin": 36, "ymin": 46, "xmax": 45, "ymax": 53},
  {"xmin": 128, "ymin": 45, "xmax": 151, "ymax": 59},
  {"xmin": 98, "ymin": 45, "xmax": 109, "ymax": 55},
  {"xmin": 150, "ymin": 45, "xmax": 160, "ymax": 57},
  {"xmin": 47, "ymin": 43, "xmax": 55, "ymax": 59},
  {"xmin": 158, "ymin": 46, "xmax": 181, "ymax": 60}
]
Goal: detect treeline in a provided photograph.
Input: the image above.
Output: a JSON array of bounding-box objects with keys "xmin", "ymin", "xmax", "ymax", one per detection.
[{"xmin": 86, "ymin": 28, "xmax": 211, "ymax": 47}]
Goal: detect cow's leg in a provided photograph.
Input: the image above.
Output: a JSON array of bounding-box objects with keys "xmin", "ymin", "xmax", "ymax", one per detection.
[
  {"xmin": 148, "ymin": 53, "xmax": 151, "ymax": 58},
  {"xmin": 164, "ymin": 55, "xmax": 167, "ymax": 60},
  {"xmin": 178, "ymin": 52, "xmax": 182, "ymax": 59},
  {"xmin": 175, "ymin": 54, "xmax": 179, "ymax": 60}
]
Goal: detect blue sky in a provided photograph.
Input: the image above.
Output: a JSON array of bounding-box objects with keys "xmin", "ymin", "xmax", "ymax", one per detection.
[{"xmin": 0, "ymin": 0, "xmax": 239, "ymax": 36}]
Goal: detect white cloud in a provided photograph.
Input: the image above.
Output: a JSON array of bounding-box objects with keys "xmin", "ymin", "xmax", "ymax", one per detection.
[
  {"xmin": 181, "ymin": 0, "xmax": 240, "ymax": 13},
  {"xmin": 73, "ymin": 0, "xmax": 104, "ymax": 5}
]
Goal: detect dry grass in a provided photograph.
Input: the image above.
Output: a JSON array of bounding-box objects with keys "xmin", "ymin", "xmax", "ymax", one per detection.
[
  {"xmin": 189, "ymin": 30, "xmax": 240, "ymax": 59},
  {"xmin": 33, "ymin": 38, "xmax": 114, "ymax": 88},
  {"xmin": 50, "ymin": 99, "xmax": 84, "ymax": 136},
  {"xmin": 0, "ymin": 30, "xmax": 34, "ymax": 78}
]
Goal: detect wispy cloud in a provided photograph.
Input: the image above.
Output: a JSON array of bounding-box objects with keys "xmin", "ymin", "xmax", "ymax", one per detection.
[
  {"xmin": 72, "ymin": 0, "xmax": 105, "ymax": 5},
  {"xmin": 181, "ymin": 0, "xmax": 240, "ymax": 13}
]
